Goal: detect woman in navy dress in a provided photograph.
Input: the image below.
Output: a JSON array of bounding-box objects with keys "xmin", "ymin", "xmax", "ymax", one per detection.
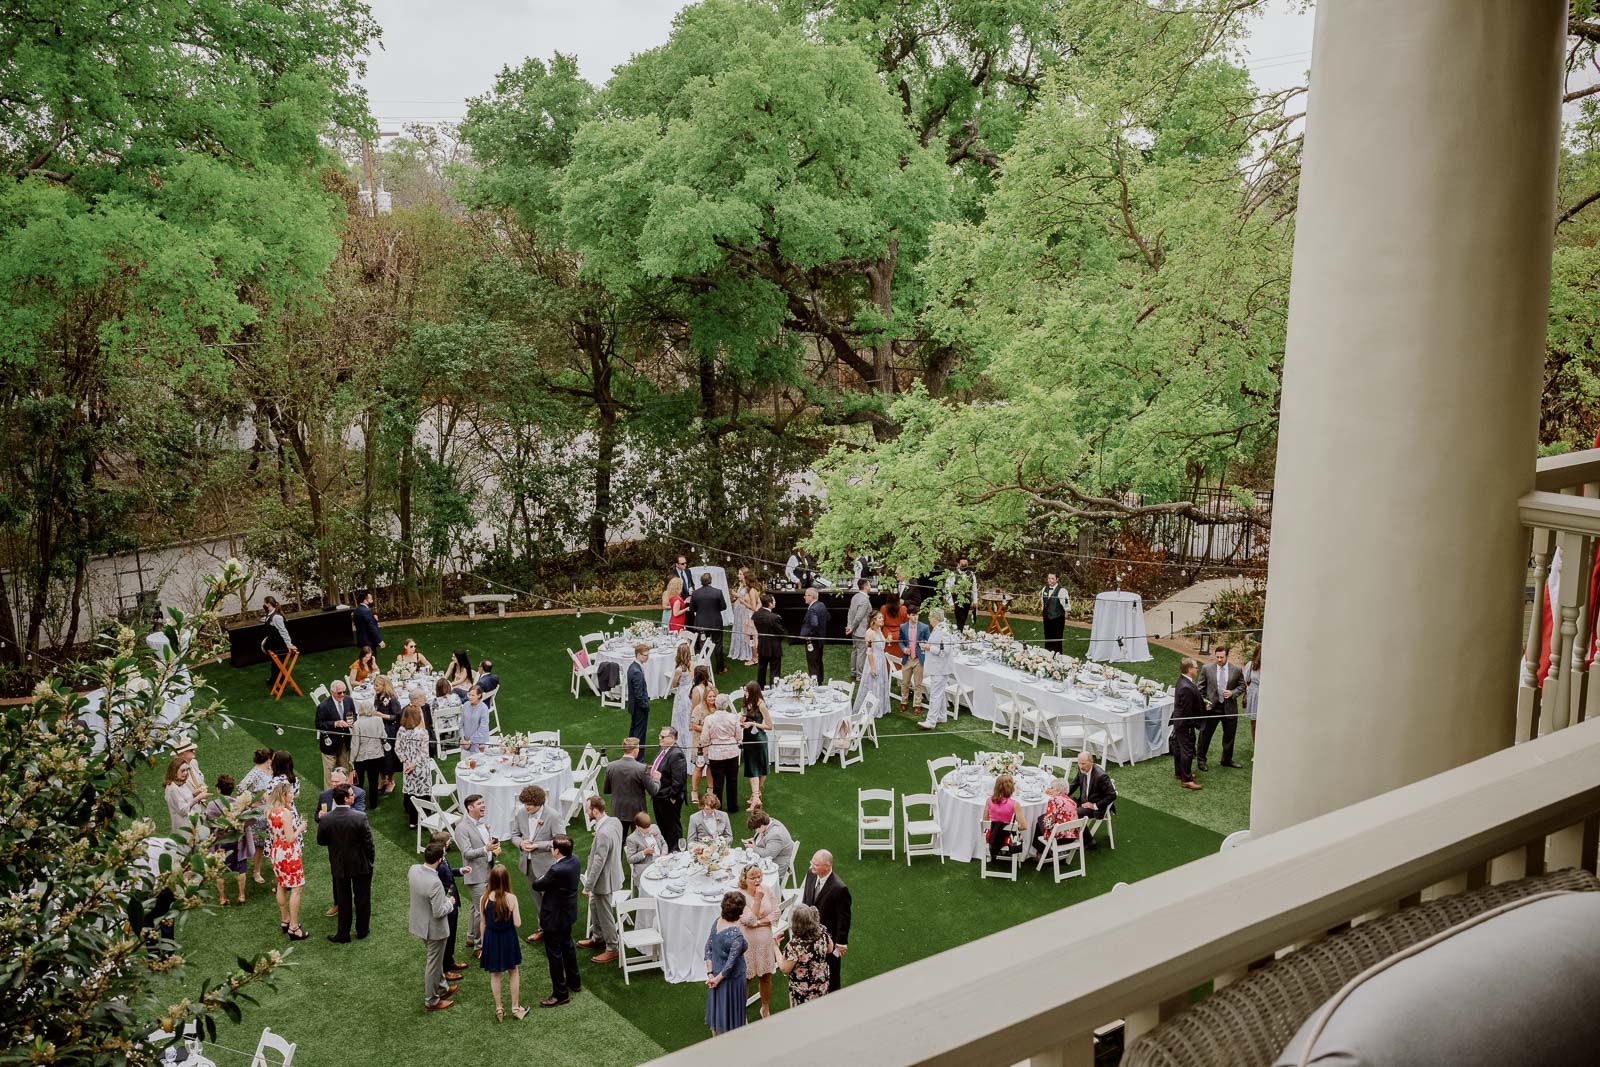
[
  {"xmin": 478, "ymin": 865, "xmax": 527, "ymax": 1020},
  {"xmin": 704, "ymin": 891, "xmax": 749, "ymax": 1034}
]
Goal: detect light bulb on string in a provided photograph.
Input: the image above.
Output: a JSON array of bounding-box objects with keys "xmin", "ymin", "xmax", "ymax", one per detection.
[
  {"xmin": 542, "ymin": 600, "xmax": 552, "ymax": 610},
  {"xmin": 275, "ymin": 726, "xmax": 285, "ymax": 736},
  {"xmin": 608, "ymin": 616, "xmax": 615, "ymax": 625}
]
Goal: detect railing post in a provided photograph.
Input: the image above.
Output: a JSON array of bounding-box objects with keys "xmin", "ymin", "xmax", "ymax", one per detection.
[
  {"xmin": 1518, "ymin": 526, "xmax": 1553, "ymax": 742},
  {"xmin": 1550, "ymin": 528, "xmax": 1586, "ymax": 733}
]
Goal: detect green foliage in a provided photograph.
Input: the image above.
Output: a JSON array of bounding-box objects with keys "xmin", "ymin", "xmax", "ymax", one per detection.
[
  {"xmin": 0, "ymin": 561, "xmax": 285, "ymax": 1062},
  {"xmin": 1197, "ymin": 581, "xmax": 1266, "ymax": 640}
]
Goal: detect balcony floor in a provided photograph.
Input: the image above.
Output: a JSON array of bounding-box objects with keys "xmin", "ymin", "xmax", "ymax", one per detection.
[{"xmin": 140, "ymin": 615, "xmax": 1236, "ymax": 1062}]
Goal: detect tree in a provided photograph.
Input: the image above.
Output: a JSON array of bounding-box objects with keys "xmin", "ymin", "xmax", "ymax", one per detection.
[
  {"xmin": 809, "ymin": 0, "xmax": 1293, "ymax": 574},
  {"xmin": 1, "ymin": 560, "xmax": 285, "ymax": 1063}
]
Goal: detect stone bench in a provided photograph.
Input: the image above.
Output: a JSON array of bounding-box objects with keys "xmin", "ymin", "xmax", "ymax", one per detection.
[{"xmin": 461, "ymin": 593, "xmax": 515, "ymax": 618}]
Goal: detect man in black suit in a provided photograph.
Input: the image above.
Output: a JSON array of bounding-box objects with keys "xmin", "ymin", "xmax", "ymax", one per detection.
[
  {"xmin": 316, "ymin": 784, "xmax": 375, "ymax": 942},
  {"xmin": 315, "ymin": 681, "xmax": 356, "ymax": 788},
  {"xmin": 1197, "ymin": 645, "xmax": 1245, "ymax": 771},
  {"xmin": 529, "ymin": 834, "xmax": 583, "ymax": 1007},
  {"xmin": 1171, "ymin": 657, "xmax": 1204, "ymax": 790},
  {"xmin": 649, "ymin": 725, "xmax": 688, "ymax": 851},
  {"xmin": 1068, "ymin": 751, "xmax": 1117, "ymax": 848},
  {"xmin": 799, "ymin": 587, "xmax": 831, "ymax": 684},
  {"xmin": 801, "ymin": 849, "xmax": 852, "ymax": 991},
  {"xmin": 626, "ymin": 644, "xmax": 651, "ymax": 744},
  {"xmin": 688, "ymin": 571, "xmax": 728, "ymax": 674},
  {"xmin": 752, "ymin": 594, "xmax": 787, "ymax": 688},
  {"xmin": 353, "ymin": 589, "xmax": 383, "ymax": 653},
  {"xmin": 668, "ymin": 555, "xmax": 693, "ymax": 604}
]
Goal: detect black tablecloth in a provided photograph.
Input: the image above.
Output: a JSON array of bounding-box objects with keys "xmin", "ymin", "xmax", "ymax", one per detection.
[
  {"xmin": 227, "ymin": 607, "xmax": 355, "ymax": 667},
  {"xmin": 770, "ymin": 591, "xmax": 894, "ymax": 644}
]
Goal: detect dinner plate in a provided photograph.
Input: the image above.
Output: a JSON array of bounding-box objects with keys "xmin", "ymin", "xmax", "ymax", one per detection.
[
  {"xmin": 955, "ymin": 788, "xmax": 977, "ymax": 799},
  {"xmin": 659, "ymin": 886, "xmax": 685, "ymax": 898},
  {"xmin": 644, "ymin": 867, "xmax": 667, "ymax": 881}
]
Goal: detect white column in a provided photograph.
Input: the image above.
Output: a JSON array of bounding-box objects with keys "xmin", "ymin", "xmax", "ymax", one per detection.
[{"xmin": 1252, "ymin": 1, "xmax": 1566, "ymax": 835}]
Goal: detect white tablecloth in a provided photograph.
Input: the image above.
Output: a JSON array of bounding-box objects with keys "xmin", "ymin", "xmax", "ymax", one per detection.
[
  {"xmin": 937, "ymin": 760, "xmax": 1054, "ymax": 862},
  {"xmin": 349, "ymin": 671, "xmax": 443, "ymax": 707},
  {"xmin": 454, "ymin": 751, "xmax": 573, "ymax": 838},
  {"xmin": 1087, "ymin": 591, "xmax": 1151, "ymax": 661},
  {"xmin": 765, "ymin": 688, "xmax": 853, "ymax": 764},
  {"xmin": 596, "ymin": 639, "xmax": 683, "ymax": 700},
  {"xmin": 949, "ymin": 656, "xmax": 1175, "ymax": 763},
  {"xmin": 635, "ymin": 848, "xmax": 782, "ymax": 982}
]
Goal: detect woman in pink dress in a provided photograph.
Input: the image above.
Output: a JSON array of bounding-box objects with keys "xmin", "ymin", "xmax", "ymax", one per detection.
[
  {"xmin": 266, "ymin": 782, "xmax": 309, "ymax": 940},
  {"xmin": 737, "ymin": 864, "xmax": 779, "ymax": 1017},
  {"xmin": 984, "ymin": 775, "xmax": 1025, "ymax": 863},
  {"xmin": 666, "ymin": 577, "xmax": 688, "ymax": 632}
]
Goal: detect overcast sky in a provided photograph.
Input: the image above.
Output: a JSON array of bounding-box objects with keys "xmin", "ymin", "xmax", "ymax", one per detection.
[{"xmin": 359, "ymin": 0, "xmax": 1314, "ymax": 136}]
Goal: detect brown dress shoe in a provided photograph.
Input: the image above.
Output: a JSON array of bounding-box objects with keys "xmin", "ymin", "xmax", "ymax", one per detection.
[
  {"xmin": 426, "ymin": 1000, "xmax": 455, "ymax": 1011},
  {"xmin": 1181, "ymin": 781, "xmax": 1203, "ymax": 790},
  {"xmin": 526, "ymin": 931, "xmax": 544, "ymax": 944},
  {"xmin": 590, "ymin": 951, "xmax": 618, "ymax": 964},
  {"xmin": 450, "ymin": 961, "xmax": 470, "ymax": 971},
  {"xmin": 445, "ymin": 984, "xmax": 460, "ymax": 996},
  {"xmin": 444, "ymin": 971, "xmax": 464, "ymax": 982},
  {"xmin": 576, "ymin": 938, "xmax": 598, "ymax": 949},
  {"xmin": 539, "ymin": 995, "xmax": 570, "ymax": 1008}
]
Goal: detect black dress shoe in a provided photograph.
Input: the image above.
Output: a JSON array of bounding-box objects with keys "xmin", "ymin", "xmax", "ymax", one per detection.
[
  {"xmin": 327, "ymin": 935, "xmax": 351, "ymax": 944},
  {"xmin": 1197, "ymin": 760, "xmax": 1209, "ymax": 772},
  {"xmin": 1222, "ymin": 761, "xmax": 1245, "ymax": 769}
]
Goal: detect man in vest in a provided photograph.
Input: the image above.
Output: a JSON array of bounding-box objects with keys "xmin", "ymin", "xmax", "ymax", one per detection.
[{"xmin": 1041, "ymin": 573, "xmax": 1071, "ymax": 654}]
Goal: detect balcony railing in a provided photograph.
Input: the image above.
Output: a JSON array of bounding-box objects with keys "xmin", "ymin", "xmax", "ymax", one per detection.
[{"xmin": 645, "ymin": 448, "xmax": 1600, "ymax": 1067}]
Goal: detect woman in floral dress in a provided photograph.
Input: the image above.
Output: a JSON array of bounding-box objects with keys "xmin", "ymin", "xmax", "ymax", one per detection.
[
  {"xmin": 265, "ymin": 782, "xmax": 308, "ymax": 940},
  {"xmin": 778, "ymin": 904, "xmax": 834, "ymax": 1006},
  {"xmin": 395, "ymin": 704, "xmax": 431, "ymax": 830}
]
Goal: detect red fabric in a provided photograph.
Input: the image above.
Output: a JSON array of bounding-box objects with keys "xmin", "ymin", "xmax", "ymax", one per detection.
[{"xmin": 1539, "ymin": 587, "xmax": 1554, "ymax": 686}]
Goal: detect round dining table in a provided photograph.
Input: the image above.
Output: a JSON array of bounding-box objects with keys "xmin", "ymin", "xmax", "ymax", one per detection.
[
  {"xmin": 765, "ymin": 686, "xmax": 854, "ymax": 764},
  {"xmin": 595, "ymin": 636, "xmax": 685, "ymax": 700},
  {"xmin": 936, "ymin": 759, "xmax": 1055, "ymax": 862},
  {"xmin": 635, "ymin": 847, "xmax": 782, "ymax": 982},
  {"xmin": 454, "ymin": 748, "xmax": 573, "ymax": 838}
]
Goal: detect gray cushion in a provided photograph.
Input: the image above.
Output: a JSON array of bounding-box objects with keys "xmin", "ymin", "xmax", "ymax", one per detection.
[{"xmin": 1273, "ymin": 892, "xmax": 1600, "ymax": 1067}]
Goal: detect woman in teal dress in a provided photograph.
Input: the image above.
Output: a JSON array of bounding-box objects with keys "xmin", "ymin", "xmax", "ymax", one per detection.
[
  {"xmin": 704, "ymin": 892, "xmax": 749, "ymax": 1034},
  {"xmin": 740, "ymin": 681, "xmax": 772, "ymax": 810}
]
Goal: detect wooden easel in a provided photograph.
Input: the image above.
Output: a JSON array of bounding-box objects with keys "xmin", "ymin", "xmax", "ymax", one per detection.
[{"xmin": 269, "ymin": 649, "xmax": 302, "ymax": 701}]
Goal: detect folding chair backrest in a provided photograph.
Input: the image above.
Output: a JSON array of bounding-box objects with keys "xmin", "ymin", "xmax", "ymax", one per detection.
[
  {"xmin": 251, "ymin": 1026, "xmax": 297, "ymax": 1067},
  {"xmin": 310, "ymin": 684, "xmax": 330, "ymax": 706}
]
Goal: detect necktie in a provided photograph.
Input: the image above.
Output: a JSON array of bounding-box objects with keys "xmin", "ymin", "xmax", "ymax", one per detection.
[{"xmin": 651, "ymin": 751, "xmax": 664, "ymax": 773}]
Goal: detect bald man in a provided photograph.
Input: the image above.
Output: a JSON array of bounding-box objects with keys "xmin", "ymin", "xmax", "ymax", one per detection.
[{"xmin": 800, "ymin": 849, "xmax": 852, "ymax": 991}]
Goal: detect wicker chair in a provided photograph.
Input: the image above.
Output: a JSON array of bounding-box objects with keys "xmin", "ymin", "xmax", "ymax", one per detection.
[{"xmin": 1121, "ymin": 867, "xmax": 1600, "ymax": 1067}]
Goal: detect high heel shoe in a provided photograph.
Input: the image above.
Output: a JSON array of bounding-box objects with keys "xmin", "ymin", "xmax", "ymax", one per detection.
[
  {"xmin": 511, "ymin": 1005, "xmax": 529, "ymax": 1021},
  {"xmin": 288, "ymin": 925, "xmax": 309, "ymax": 941},
  {"xmin": 280, "ymin": 921, "xmax": 290, "ymax": 933}
]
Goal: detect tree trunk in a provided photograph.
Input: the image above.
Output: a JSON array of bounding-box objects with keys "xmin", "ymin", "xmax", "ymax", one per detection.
[
  {"xmin": 361, "ymin": 409, "xmax": 376, "ymax": 594},
  {"xmin": 398, "ymin": 441, "xmax": 416, "ymax": 590},
  {"xmin": 0, "ymin": 569, "xmax": 20, "ymax": 669},
  {"xmin": 62, "ymin": 554, "xmax": 85, "ymax": 653},
  {"xmin": 582, "ymin": 323, "xmax": 617, "ymax": 560}
]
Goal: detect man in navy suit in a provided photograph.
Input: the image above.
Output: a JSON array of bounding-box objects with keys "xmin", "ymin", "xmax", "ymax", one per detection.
[
  {"xmin": 626, "ymin": 644, "xmax": 651, "ymax": 745},
  {"xmin": 353, "ymin": 590, "xmax": 383, "ymax": 652},
  {"xmin": 897, "ymin": 607, "xmax": 931, "ymax": 714},
  {"xmin": 529, "ymin": 835, "xmax": 583, "ymax": 1006},
  {"xmin": 799, "ymin": 587, "xmax": 831, "ymax": 683}
]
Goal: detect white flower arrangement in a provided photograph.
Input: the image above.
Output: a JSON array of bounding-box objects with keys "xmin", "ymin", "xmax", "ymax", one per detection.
[
  {"xmin": 1099, "ymin": 663, "xmax": 1118, "ymax": 681},
  {"xmin": 393, "ymin": 662, "xmax": 416, "ymax": 682},
  {"xmin": 1137, "ymin": 679, "xmax": 1160, "ymax": 705},
  {"xmin": 779, "ymin": 670, "xmax": 815, "ymax": 694},
  {"xmin": 624, "ymin": 620, "xmax": 659, "ymax": 640},
  {"xmin": 982, "ymin": 751, "xmax": 1025, "ymax": 777},
  {"xmin": 691, "ymin": 834, "xmax": 731, "ymax": 872}
]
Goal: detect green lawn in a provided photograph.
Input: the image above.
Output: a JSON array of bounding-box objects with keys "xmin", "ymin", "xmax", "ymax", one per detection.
[{"xmin": 143, "ymin": 614, "xmax": 1245, "ymax": 1061}]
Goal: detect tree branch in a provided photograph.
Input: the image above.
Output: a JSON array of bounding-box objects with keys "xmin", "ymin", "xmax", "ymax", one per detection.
[{"xmin": 1557, "ymin": 186, "xmax": 1600, "ymax": 228}]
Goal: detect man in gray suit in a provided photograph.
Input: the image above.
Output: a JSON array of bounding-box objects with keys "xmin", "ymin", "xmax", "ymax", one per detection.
[
  {"xmin": 745, "ymin": 809, "xmax": 796, "ymax": 878},
  {"xmin": 623, "ymin": 812, "xmax": 667, "ymax": 888},
  {"xmin": 603, "ymin": 737, "xmax": 658, "ymax": 825},
  {"xmin": 845, "ymin": 578, "xmax": 872, "ymax": 681},
  {"xmin": 1196, "ymin": 645, "xmax": 1246, "ymax": 771},
  {"xmin": 453, "ymin": 794, "xmax": 499, "ymax": 953},
  {"xmin": 510, "ymin": 783, "xmax": 558, "ymax": 945},
  {"xmin": 409, "ymin": 842, "xmax": 459, "ymax": 1011},
  {"xmin": 577, "ymin": 795, "xmax": 624, "ymax": 963}
]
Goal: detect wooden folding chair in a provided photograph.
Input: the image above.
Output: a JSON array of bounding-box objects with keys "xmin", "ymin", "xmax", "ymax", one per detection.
[{"xmin": 268, "ymin": 649, "xmax": 302, "ymax": 701}]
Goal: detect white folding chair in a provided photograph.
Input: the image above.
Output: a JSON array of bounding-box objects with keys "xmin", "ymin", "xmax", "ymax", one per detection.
[
  {"xmin": 857, "ymin": 699, "xmax": 880, "ymax": 749},
  {"xmin": 772, "ymin": 886, "xmax": 801, "ymax": 940},
  {"xmin": 690, "ymin": 635, "xmax": 712, "ymax": 672},
  {"xmin": 427, "ymin": 759, "xmax": 462, "ymax": 814},
  {"xmin": 784, "ymin": 839, "xmax": 801, "ymax": 891},
  {"xmin": 580, "ymin": 762, "xmax": 608, "ymax": 831},
  {"xmin": 1083, "ymin": 718, "xmax": 1129, "ymax": 766},
  {"xmin": 887, "ymin": 653, "xmax": 924, "ymax": 710},
  {"xmin": 617, "ymin": 897, "xmax": 664, "ymax": 984},
  {"xmin": 580, "ymin": 632, "xmax": 606, "ymax": 657},
  {"xmin": 829, "ymin": 707, "xmax": 866, "ymax": 770},
  {"xmin": 568, "ymin": 649, "xmax": 601, "ymax": 699},
  {"xmin": 599, "ymin": 671, "xmax": 625, "ymax": 709},
  {"xmin": 828, "ymin": 679, "xmax": 854, "ymax": 696},
  {"xmin": 948, "ymin": 676, "xmax": 975, "ymax": 720},
  {"xmin": 413, "ymin": 795, "xmax": 460, "ymax": 854},
  {"xmin": 1036, "ymin": 817, "xmax": 1088, "ymax": 882},
  {"xmin": 990, "ymin": 685, "xmax": 1020, "ymax": 740},
  {"xmin": 1088, "ymin": 797, "xmax": 1116, "ymax": 850},
  {"xmin": 773, "ymin": 722, "xmax": 808, "ymax": 774},
  {"xmin": 250, "ymin": 1027, "xmax": 297, "ymax": 1067},
  {"xmin": 309, "ymin": 683, "xmax": 331, "ymax": 708},
  {"xmin": 902, "ymin": 792, "xmax": 944, "ymax": 865},
  {"xmin": 927, "ymin": 754, "xmax": 960, "ymax": 794},
  {"xmin": 857, "ymin": 788, "xmax": 896, "ymax": 860},
  {"xmin": 527, "ymin": 730, "xmax": 561, "ymax": 748},
  {"xmin": 978, "ymin": 812, "xmax": 1022, "ymax": 881}
]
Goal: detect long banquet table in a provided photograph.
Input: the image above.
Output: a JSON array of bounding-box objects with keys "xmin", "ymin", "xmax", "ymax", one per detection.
[{"xmin": 948, "ymin": 655, "xmax": 1175, "ymax": 764}]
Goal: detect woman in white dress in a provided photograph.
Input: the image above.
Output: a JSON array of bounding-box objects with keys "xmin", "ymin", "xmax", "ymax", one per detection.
[
  {"xmin": 670, "ymin": 642, "xmax": 694, "ymax": 745},
  {"xmin": 1244, "ymin": 643, "xmax": 1262, "ymax": 741},
  {"xmin": 729, "ymin": 567, "xmax": 757, "ymax": 665},
  {"xmin": 854, "ymin": 609, "xmax": 892, "ymax": 718}
]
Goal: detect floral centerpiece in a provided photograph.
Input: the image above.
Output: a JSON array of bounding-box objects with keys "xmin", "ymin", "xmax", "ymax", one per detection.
[
  {"xmin": 982, "ymin": 751, "xmax": 1025, "ymax": 777},
  {"xmin": 1098, "ymin": 662, "xmax": 1118, "ymax": 681},
  {"xmin": 691, "ymin": 834, "xmax": 731, "ymax": 873},
  {"xmin": 393, "ymin": 661, "xmax": 416, "ymax": 683},
  {"xmin": 624, "ymin": 619, "xmax": 659, "ymax": 640},
  {"xmin": 1136, "ymin": 679, "xmax": 1160, "ymax": 706},
  {"xmin": 779, "ymin": 670, "xmax": 815, "ymax": 695},
  {"xmin": 1041, "ymin": 655, "xmax": 1078, "ymax": 683}
]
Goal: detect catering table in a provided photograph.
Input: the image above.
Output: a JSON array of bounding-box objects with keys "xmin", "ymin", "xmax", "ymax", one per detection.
[
  {"xmin": 764, "ymin": 685, "xmax": 854, "ymax": 764},
  {"xmin": 595, "ymin": 634, "xmax": 684, "ymax": 699},
  {"xmin": 1087, "ymin": 591, "xmax": 1152, "ymax": 662},
  {"xmin": 454, "ymin": 749, "xmax": 573, "ymax": 838},
  {"xmin": 949, "ymin": 651, "xmax": 1175, "ymax": 764},
  {"xmin": 635, "ymin": 847, "xmax": 782, "ymax": 982},
  {"xmin": 937, "ymin": 757, "xmax": 1054, "ymax": 862},
  {"xmin": 226, "ymin": 606, "xmax": 354, "ymax": 667}
]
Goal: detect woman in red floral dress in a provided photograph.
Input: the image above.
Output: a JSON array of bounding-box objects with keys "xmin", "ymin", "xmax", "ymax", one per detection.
[{"xmin": 266, "ymin": 782, "xmax": 309, "ymax": 940}]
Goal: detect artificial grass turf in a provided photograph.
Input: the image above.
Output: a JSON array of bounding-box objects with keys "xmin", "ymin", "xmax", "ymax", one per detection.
[{"xmin": 141, "ymin": 613, "xmax": 1238, "ymax": 1060}]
